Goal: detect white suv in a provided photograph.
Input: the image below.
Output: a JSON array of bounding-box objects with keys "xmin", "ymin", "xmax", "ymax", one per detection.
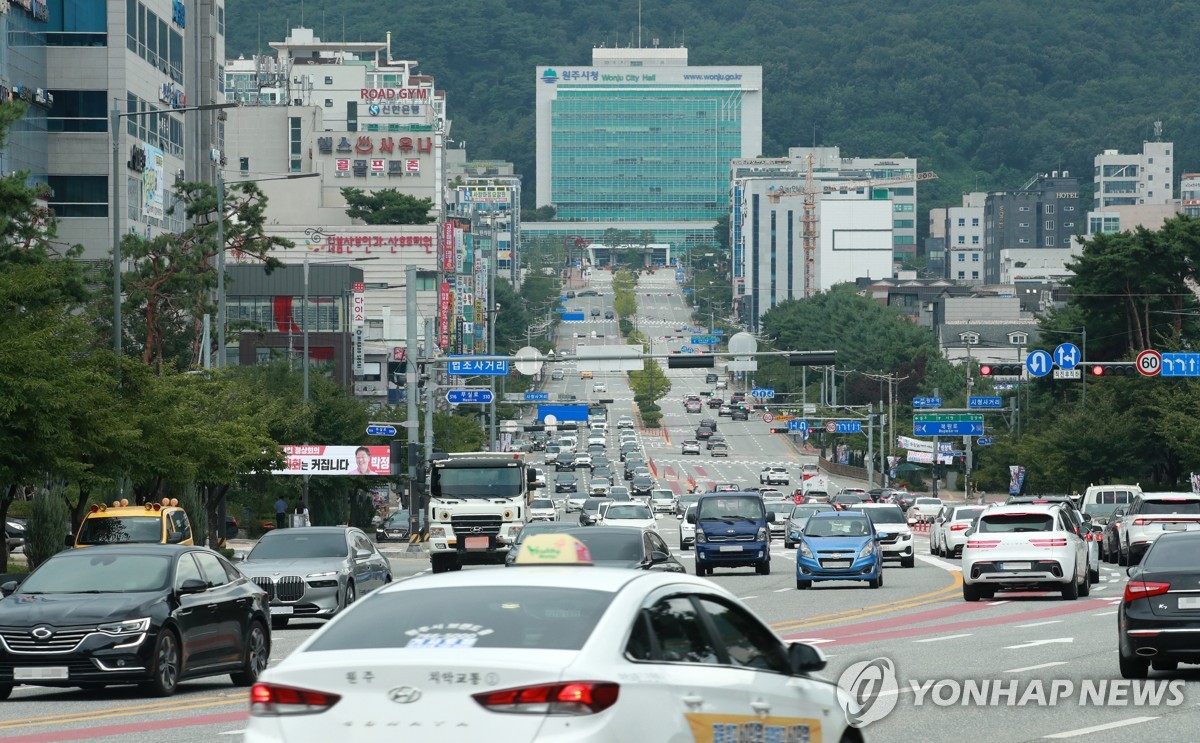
[
  {"xmin": 961, "ymin": 504, "xmax": 1089, "ymax": 601},
  {"xmin": 1118, "ymin": 492, "xmax": 1200, "ymax": 565},
  {"xmin": 760, "ymin": 467, "xmax": 789, "ymax": 486},
  {"xmin": 651, "ymin": 488, "xmax": 676, "ymax": 514},
  {"xmin": 908, "ymin": 497, "xmax": 944, "ymax": 523}
]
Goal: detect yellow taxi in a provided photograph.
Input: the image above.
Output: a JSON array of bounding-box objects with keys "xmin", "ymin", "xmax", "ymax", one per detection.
[
  {"xmin": 580, "ymin": 370, "xmax": 594, "ymax": 379},
  {"xmin": 70, "ymin": 498, "xmax": 195, "ymax": 548}
]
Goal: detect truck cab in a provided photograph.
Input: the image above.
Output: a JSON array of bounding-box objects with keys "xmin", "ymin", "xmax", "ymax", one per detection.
[{"xmin": 426, "ymin": 453, "xmax": 542, "ymax": 573}]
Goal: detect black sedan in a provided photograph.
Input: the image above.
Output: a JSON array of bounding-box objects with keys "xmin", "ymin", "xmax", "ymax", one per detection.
[
  {"xmin": 558, "ymin": 526, "xmax": 685, "ymax": 572},
  {"xmin": 0, "ymin": 544, "xmax": 270, "ymax": 698},
  {"xmin": 375, "ymin": 510, "xmax": 422, "ymax": 542},
  {"xmin": 1119, "ymin": 531, "xmax": 1200, "ymax": 678}
]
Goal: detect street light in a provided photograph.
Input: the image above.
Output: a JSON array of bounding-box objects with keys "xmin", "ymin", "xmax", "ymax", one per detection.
[
  {"xmin": 216, "ymin": 171, "xmax": 320, "ymax": 366},
  {"xmin": 110, "ymin": 101, "xmax": 237, "ymax": 358}
]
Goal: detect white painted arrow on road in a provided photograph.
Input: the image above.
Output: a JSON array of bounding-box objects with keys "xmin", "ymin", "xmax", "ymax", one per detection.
[{"xmin": 1003, "ymin": 637, "xmax": 1074, "ymax": 650}]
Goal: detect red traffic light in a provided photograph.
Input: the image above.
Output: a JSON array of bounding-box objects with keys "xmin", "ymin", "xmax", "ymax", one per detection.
[
  {"xmin": 979, "ymin": 365, "xmax": 993, "ymax": 376},
  {"xmin": 1091, "ymin": 365, "xmax": 1105, "ymax": 376}
]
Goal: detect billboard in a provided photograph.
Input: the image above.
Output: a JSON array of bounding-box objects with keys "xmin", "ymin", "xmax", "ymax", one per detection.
[
  {"xmin": 142, "ymin": 144, "xmax": 165, "ymax": 221},
  {"xmin": 352, "ymin": 282, "xmax": 366, "ymax": 375},
  {"xmin": 272, "ymin": 445, "xmax": 393, "ymax": 475}
]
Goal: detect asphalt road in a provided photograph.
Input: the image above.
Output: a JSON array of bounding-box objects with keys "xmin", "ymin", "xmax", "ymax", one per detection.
[{"xmin": 5, "ymin": 268, "xmax": 1196, "ymax": 741}]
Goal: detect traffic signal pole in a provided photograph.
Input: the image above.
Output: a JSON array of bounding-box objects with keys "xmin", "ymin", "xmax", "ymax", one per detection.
[{"xmin": 406, "ymin": 264, "xmax": 421, "ymax": 539}]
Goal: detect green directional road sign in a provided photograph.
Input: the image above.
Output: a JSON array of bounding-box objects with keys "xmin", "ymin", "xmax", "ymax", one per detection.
[{"xmin": 913, "ymin": 413, "xmax": 984, "ymax": 424}]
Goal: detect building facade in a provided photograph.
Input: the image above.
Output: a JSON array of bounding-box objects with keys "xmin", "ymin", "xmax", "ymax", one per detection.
[
  {"xmin": 1, "ymin": 0, "xmax": 53, "ymax": 186},
  {"xmin": 1093, "ymin": 141, "xmax": 1173, "ymax": 209},
  {"xmin": 982, "ymin": 174, "xmax": 1081, "ymax": 284},
  {"xmin": 945, "ymin": 192, "xmax": 986, "ymax": 284}
]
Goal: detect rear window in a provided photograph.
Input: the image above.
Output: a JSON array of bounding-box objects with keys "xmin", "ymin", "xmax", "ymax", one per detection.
[
  {"xmin": 978, "ymin": 513, "xmax": 1054, "ymax": 533},
  {"xmin": 863, "ymin": 507, "xmax": 905, "ymax": 524},
  {"xmin": 790, "ymin": 505, "xmax": 832, "ymax": 519},
  {"xmin": 1090, "ymin": 491, "xmax": 1132, "ymax": 505},
  {"xmin": 605, "ymin": 505, "xmax": 652, "ymax": 520},
  {"xmin": 1143, "ymin": 536, "xmax": 1200, "ymax": 569},
  {"xmin": 306, "ymin": 587, "xmax": 615, "ymax": 652},
  {"xmin": 76, "ymin": 516, "xmax": 164, "ymax": 545},
  {"xmin": 1141, "ymin": 500, "xmax": 1200, "ymax": 515},
  {"xmin": 953, "ymin": 507, "xmax": 985, "ymax": 521}
]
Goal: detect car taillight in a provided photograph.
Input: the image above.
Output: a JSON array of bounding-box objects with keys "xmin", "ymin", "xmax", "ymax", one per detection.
[
  {"xmin": 1124, "ymin": 581, "xmax": 1171, "ymax": 603},
  {"xmin": 950, "ymin": 523, "xmax": 970, "ymax": 531},
  {"xmin": 472, "ymin": 681, "xmax": 619, "ymax": 715},
  {"xmin": 1132, "ymin": 518, "xmax": 1148, "ymax": 526},
  {"xmin": 966, "ymin": 539, "xmax": 1000, "ymax": 549},
  {"xmin": 250, "ymin": 683, "xmax": 341, "ymax": 716},
  {"xmin": 1030, "ymin": 538, "xmax": 1069, "ymax": 547}
]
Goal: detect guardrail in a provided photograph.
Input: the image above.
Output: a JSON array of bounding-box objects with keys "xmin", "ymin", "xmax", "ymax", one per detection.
[{"xmin": 818, "ymin": 456, "xmax": 878, "ymax": 487}]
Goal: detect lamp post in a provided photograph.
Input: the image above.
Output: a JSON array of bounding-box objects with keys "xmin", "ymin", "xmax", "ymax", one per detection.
[
  {"xmin": 110, "ymin": 101, "xmax": 237, "ymax": 358},
  {"xmin": 215, "ymin": 171, "xmax": 319, "ymax": 366}
]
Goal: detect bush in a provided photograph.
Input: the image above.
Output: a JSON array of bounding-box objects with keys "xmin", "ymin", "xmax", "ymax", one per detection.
[
  {"xmin": 178, "ymin": 484, "xmax": 209, "ymax": 547},
  {"xmin": 7, "ymin": 500, "xmax": 33, "ymax": 519},
  {"xmin": 26, "ymin": 487, "xmax": 70, "ymax": 570}
]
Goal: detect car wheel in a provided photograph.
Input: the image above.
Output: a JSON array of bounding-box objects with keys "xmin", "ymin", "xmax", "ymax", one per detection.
[
  {"xmin": 1119, "ymin": 650, "xmax": 1150, "ymax": 679},
  {"xmin": 230, "ymin": 621, "xmax": 269, "ymax": 687},
  {"xmin": 796, "ymin": 580, "xmax": 811, "ymax": 590},
  {"xmin": 1079, "ymin": 572, "xmax": 1091, "ymax": 597},
  {"xmin": 695, "ymin": 563, "xmax": 708, "ymax": 577},
  {"xmin": 901, "ymin": 555, "xmax": 915, "ymax": 569},
  {"xmin": 1117, "ymin": 543, "xmax": 1128, "ymax": 566},
  {"xmin": 962, "ymin": 582, "xmax": 982, "ymax": 602},
  {"xmin": 1152, "ymin": 659, "xmax": 1178, "ymax": 672},
  {"xmin": 1089, "ymin": 564, "xmax": 1100, "ymax": 584},
  {"xmin": 271, "ymin": 616, "xmax": 289, "ymax": 630},
  {"xmin": 756, "ymin": 560, "xmax": 771, "ymax": 576},
  {"xmin": 784, "ymin": 540, "xmax": 794, "ymax": 550},
  {"xmin": 1062, "ymin": 573, "xmax": 1080, "ymax": 601},
  {"xmin": 142, "ymin": 629, "xmax": 181, "ymax": 697},
  {"xmin": 868, "ymin": 573, "xmax": 882, "ymax": 589},
  {"xmin": 0, "ymin": 684, "xmax": 10, "ymax": 700},
  {"xmin": 342, "ymin": 582, "xmax": 356, "ymax": 611}
]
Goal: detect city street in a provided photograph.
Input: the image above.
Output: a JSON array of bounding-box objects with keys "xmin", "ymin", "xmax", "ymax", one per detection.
[{"xmin": 2, "ymin": 268, "xmax": 1195, "ymax": 742}]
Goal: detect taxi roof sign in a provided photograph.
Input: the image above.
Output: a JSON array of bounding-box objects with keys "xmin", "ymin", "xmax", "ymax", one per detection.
[{"xmin": 514, "ymin": 534, "xmax": 594, "ymax": 566}]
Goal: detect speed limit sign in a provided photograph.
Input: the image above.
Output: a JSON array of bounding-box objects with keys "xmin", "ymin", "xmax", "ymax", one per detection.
[
  {"xmin": 1136, "ymin": 349, "xmax": 1162, "ymax": 377},
  {"xmin": 762, "ymin": 412, "xmax": 774, "ymax": 423}
]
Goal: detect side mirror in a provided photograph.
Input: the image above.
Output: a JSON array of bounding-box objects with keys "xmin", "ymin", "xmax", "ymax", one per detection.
[
  {"xmin": 1081, "ymin": 512, "xmax": 1091, "ymax": 520},
  {"xmin": 788, "ymin": 642, "xmax": 827, "ymax": 674},
  {"xmin": 178, "ymin": 578, "xmax": 208, "ymax": 594},
  {"xmin": 649, "ymin": 550, "xmax": 670, "ymax": 564},
  {"xmin": 355, "ymin": 548, "xmax": 373, "ymax": 560},
  {"xmin": 686, "ymin": 513, "xmax": 697, "ymax": 524},
  {"xmin": 1, "ymin": 580, "xmax": 20, "ymax": 597},
  {"xmin": 64, "ymin": 533, "xmax": 75, "ymax": 548},
  {"xmin": 907, "ymin": 518, "xmax": 917, "ymax": 526},
  {"xmin": 1127, "ymin": 566, "xmax": 1138, "ymax": 578},
  {"xmin": 579, "ymin": 513, "xmax": 593, "ymax": 526},
  {"xmin": 167, "ymin": 531, "xmax": 185, "ymax": 544}
]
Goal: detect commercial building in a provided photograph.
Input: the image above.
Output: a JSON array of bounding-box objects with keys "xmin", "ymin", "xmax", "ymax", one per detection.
[
  {"xmin": 45, "ymin": 0, "xmax": 225, "ymax": 264},
  {"xmin": 1, "ymin": 0, "xmax": 52, "ymax": 186},
  {"xmin": 1093, "ymin": 140, "xmax": 1173, "ymax": 208},
  {"xmin": 982, "ymin": 173, "xmax": 1081, "ymax": 284},
  {"xmin": 944, "ymin": 192, "xmax": 986, "ymax": 285},
  {"xmin": 529, "ymin": 45, "xmax": 761, "ymax": 255}
]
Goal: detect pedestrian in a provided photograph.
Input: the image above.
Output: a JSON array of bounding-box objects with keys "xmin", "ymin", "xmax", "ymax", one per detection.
[
  {"xmin": 274, "ymin": 496, "xmax": 288, "ymax": 529},
  {"xmin": 292, "ymin": 502, "xmax": 311, "ymax": 528}
]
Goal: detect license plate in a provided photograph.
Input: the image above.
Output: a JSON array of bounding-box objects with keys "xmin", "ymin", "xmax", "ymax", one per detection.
[
  {"xmin": 464, "ymin": 536, "xmax": 489, "ymax": 550},
  {"xmin": 1179, "ymin": 597, "xmax": 1200, "ymax": 609},
  {"xmin": 270, "ymin": 606, "xmax": 294, "ymax": 616},
  {"xmin": 1163, "ymin": 523, "xmax": 1188, "ymax": 531},
  {"xmin": 719, "ymin": 545, "xmax": 743, "ymax": 552},
  {"xmin": 823, "ymin": 560, "xmax": 851, "ymax": 569},
  {"xmin": 1003, "ymin": 562, "xmax": 1032, "ymax": 571},
  {"xmin": 15, "ymin": 667, "xmax": 68, "ymax": 680}
]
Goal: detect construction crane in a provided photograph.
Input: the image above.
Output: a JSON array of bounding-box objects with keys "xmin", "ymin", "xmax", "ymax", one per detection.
[{"xmin": 767, "ymin": 155, "xmax": 938, "ymax": 297}]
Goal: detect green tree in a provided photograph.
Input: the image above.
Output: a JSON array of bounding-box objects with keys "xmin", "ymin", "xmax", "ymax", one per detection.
[
  {"xmin": 24, "ymin": 485, "xmax": 69, "ymax": 570},
  {"xmin": 342, "ymin": 188, "xmax": 435, "ymax": 225}
]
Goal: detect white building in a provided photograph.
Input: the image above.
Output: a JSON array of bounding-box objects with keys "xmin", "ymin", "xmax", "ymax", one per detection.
[
  {"xmin": 944, "ymin": 192, "xmax": 986, "ymax": 284},
  {"xmin": 1094, "ymin": 141, "xmax": 1173, "ymax": 208}
]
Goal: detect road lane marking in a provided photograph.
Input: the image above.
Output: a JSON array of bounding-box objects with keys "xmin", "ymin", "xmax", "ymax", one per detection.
[
  {"xmin": 913, "ymin": 633, "xmax": 973, "ymax": 643},
  {"xmin": 1016, "ymin": 620, "xmax": 1065, "ymax": 628},
  {"xmin": 0, "ymin": 698, "xmax": 244, "ymax": 731},
  {"xmin": 770, "ymin": 566, "xmax": 963, "ymax": 631},
  {"xmin": 1006, "ymin": 661, "xmax": 1068, "ymax": 673},
  {"xmin": 988, "ymin": 600, "xmax": 1011, "ymax": 605},
  {"xmin": 1003, "ymin": 637, "xmax": 1074, "ymax": 650},
  {"xmin": 0, "ymin": 694, "xmax": 236, "ymax": 727},
  {"xmin": 1092, "ymin": 585, "xmax": 1109, "ymax": 591},
  {"xmin": 739, "ymin": 595, "xmax": 759, "ymax": 600},
  {"xmin": 774, "ymin": 587, "xmax": 793, "ymax": 592},
  {"xmin": 916, "ymin": 553, "xmax": 961, "ymax": 572},
  {"xmin": 1042, "ymin": 717, "xmax": 1159, "ymax": 739}
]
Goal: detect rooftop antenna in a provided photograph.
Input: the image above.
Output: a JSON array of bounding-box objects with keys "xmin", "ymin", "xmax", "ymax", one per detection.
[{"xmin": 300, "ymin": 0, "xmax": 304, "ymax": 27}]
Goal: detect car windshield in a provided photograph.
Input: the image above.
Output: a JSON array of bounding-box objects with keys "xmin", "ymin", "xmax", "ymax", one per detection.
[
  {"xmin": 864, "ymin": 507, "xmax": 905, "ymax": 524},
  {"xmin": 432, "ymin": 466, "xmax": 523, "ymax": 499},
  {"xmin": 806, "ymin": 517, "xmax": 872, "ymax": 537},
  {"xmin": 1143, "ymin": 536, "xmax": 1200, "ymax": 569},
  {"xmin": 76, "ymin": 516, "xmax": 163, "ymax": 545},
  {"xmin": 1141, "ymin": 500, "xmax": 1200, "ymax": 515},
  {"xmin": 572, "ymin": 531, "xmax": 646, "ymax": 562},
  {"xmin": 916, "ymin": 498, "xmax": 941, "ymax": 505},
  {"xmin": 605, "ymin": 505, "xmax": 653, "ymax": 520},
  {"xmin": 652, "ymin": 490, "xmax": 673, "ymax": 500},
  {"xmin": 978, "ymin": 513, "xmax": 1054, "ymax": 533},
  {"xmin": 531, "ymin": 499, "xmax": 555, "ymax": 509},
  {"xmin": 790, "ymin": 505, "xmax": 832, "ymax": 519},
  {"xmin": 306, "ymin": 586, "xmax": 614, "ymax": 652},
  {"xmin": 583, "ymin": 499, "xmax": 610, "ymax": 513},
  {"xmin": 19, "ymin": 553, "xmax": 171, "ymax": 594},
  {"xmin": 952, "ymin": 507, "xmax": 986, "ymax": 521},
  {"xmin": 698, "ymin": 497, "xmax": 764, "ymax": 522},
  {"xmin": 248, "ymin": 533, "xmax": 349, "ymax": 559},
  {"xmin": 383, "ymin": 512, "xmax": 411, "ymax": 528}
]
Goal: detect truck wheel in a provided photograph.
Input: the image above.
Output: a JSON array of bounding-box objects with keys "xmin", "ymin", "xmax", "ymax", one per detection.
[{"xmin": 431, "ymin": 553, "xmax": 454, "ymax": 574}]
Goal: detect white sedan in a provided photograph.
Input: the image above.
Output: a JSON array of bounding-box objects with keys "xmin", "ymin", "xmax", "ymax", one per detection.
[
  {"xmin": 528, "ymin": 497, "xmax": 559, "ymax": 522},
  {"xmin": 244, "ymin": 563, "xmax": 851, "ymax": 742},
  {"xmin": 680, "ymin": 440, "xmax": 701, "ymax": 455},
  {"xmin": 598, "ymin": 502, "xmax": 657, "ymax": 531},
  {"xmin": 616, "ymin": 415, "xmax": 635, "ymax": 429}
]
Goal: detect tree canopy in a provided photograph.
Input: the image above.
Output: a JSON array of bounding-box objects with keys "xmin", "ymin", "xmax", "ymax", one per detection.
[{"xmin": 342, "ymin": 188, "xmax": 436, "ymax": 225}]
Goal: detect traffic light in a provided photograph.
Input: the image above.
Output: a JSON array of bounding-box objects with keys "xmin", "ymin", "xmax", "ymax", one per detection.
[
  {"xmin": 1088, "ymin": 362, "xmax": 1137, "ymax": 377},
  {"xmin": 978, "ymin": 363, "xmax": 1022, "ymax": 376},
  {"xmin": 416, "ymin": 363, "xmax": 427, "ymax": 388},
  {"xmin": 668, "ymin": 355, "xmax": 715, "ymax": 369},
  {"xmin": 387, "ymin": 360, "xmax": 407, "ymax": 385},
  {"xmin": 788, "ymin": 351, "xmax": 837, "ymax": 366}
]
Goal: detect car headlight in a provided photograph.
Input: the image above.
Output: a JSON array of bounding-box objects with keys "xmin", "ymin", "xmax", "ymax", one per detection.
[
  {"xmin": 756, "ymin": 527, "xmax": 768, "ymax": 541},
  {"xmin": 695, "ymin": 531, "xmax": 706, "ymax": 544},
  {"xmin": 799, "ymin": 542, "xmax": 813, "ymax": 558},
  {"xmin": 859, "ymin": 542, "xmax": 876, "ymax": 558},
  {"xmin": 899, "ymin": 532, "xmax": 911, "ymax": 541},
  {"xmin": 306, "ymin": 571, "xmax": 340, "ymax": 580},
  {"xmin": 429, "ymin": 526, "xmax": 446, "ymax": 538},
  {"xmin": 98, "ymin": 617, "xmax": 150, "ymax": 635}
]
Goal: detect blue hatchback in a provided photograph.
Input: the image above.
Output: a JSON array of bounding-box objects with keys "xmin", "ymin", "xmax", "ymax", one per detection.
[{"xmin": 795, "ymin": 511, "xmax": 883, "ymax": 589}]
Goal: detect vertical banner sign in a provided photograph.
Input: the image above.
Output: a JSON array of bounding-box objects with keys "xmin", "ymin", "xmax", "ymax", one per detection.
[
  {"xmin": 352, "ymin": 282, "xmax": 366, "ymax": 375},
  {"xmin": 475, "ymin": 251, "xmax": 486, "ymax": 345},
  {"xmin": 142, "ymin": 144, "xmax": 165, "ymax": 220},
  {"xmin": 438, "ymin": 281, "xmax": 451, "ymax": 348},
  {"xmin": 1009, "ymin": 465, "xmax": 1026, "ymax": 495},
  {"xmin": 441, "ymin": 221, "xmax": 455, "ymax": 272},
  {"xmin": 455, "ymin": 317, "xmax": 464, "ymax": 354}
]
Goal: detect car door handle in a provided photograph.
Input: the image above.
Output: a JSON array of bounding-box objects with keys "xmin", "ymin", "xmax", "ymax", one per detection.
[
  {"xmin": 751, "ymin": 701, "xmax": 771, "ymax": 714},
  {"xmin": 682, "ymin": 695, "xmax": 704, "ymax": 709}
]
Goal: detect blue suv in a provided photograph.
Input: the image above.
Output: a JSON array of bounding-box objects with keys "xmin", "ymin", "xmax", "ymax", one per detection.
[
  {"xmin": 692, "ymin": 492, "xmax": 773, "ymax": 576},
  {"xmin": 795, "ymin": 511, "xmax": 883, "ymax": 589}
]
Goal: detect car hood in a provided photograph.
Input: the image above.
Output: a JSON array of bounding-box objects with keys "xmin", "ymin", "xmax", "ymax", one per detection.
[
  {"xmin": 802, "ymin": 535, "xmax": 873, "ymax": 551},
  {"xmin": 238, "ymin": 557, "xmax": 350, "ymax": 575},
  {"xmin": 0, "ymin": 591, "xmax": 166, "ymax": 626},
  {"xmin": 601, "ymin": 518, "xmax": 657, "ymax": 530}
]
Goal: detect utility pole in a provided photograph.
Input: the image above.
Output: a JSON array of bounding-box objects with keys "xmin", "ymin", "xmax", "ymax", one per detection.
[
  {"xmin": 866, "ymin": 403, "xmax": 875, "ymax": 487},
  {"xmin": 424, "ymin": 318, "xmax": 436, "ymax": 466},
  {"xmin": 405, "ymin": 264, "xmax": 420, "ymax": 538}
]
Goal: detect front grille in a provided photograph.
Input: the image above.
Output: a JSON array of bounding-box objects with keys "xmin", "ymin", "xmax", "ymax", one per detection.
[
  {"xmin": 253, "ymin": 577, "xmax": 275, "ymax": 601},
  {"xmin": 451, "ymin": 515, "xmax": 502, "ymax": 537},
  {"xmin": 706, "ymin": 534, "xmax": 755, "ymax": 542},
  {"xmin": 0, "ymin": 627, "xmax": 94, "ymax": 654},
  {"xmin": 277, "ymin": 576, "xmax": 305, "ymax": 602},
  {"xmin": 878, "ymin": 534, "xmax": 900, "ymax": 545}
]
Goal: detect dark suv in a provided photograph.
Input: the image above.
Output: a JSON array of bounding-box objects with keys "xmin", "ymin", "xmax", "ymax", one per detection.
[
  {"xmin": 555, "ymin": 451, "xmax": 575, "ymax": 471},
  {"xmin": 556, "ymin": 472, "xmax": 579, "ymax": 493}
]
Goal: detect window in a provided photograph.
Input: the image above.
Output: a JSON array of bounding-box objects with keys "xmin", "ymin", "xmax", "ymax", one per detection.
[
  {"xmin": 1045, "ymin": 238, "xmax": 1056, "ymax": 246},
  {"xmin": 957, "ymin": 218, "xmax": 965, "ymax": 227},
  {"xmin": 48, "ymin": 0, "xmax": 109, "ymax": 46},
  {"xmin": 174, "ymin": 554, "xmax": 204, "ymax": 589},
  {"xmin": 696, "ymin": 598, "xmax": 790, "ymax": 673},
  {"xmin": 46, "ymin": 90, "xmax": 107, "ymax": 132},
  {"xmin": 325, "ymin": 76, "xmax": 334, "ymax": 85},
  {"xmin": 894, "ymin": 219, "xmax": 914, "ymax": 229},
  {"xmin": 1019, "ymin": 238, "xmax": 1030, "ymax": 244},
  {"xmin": 960, "ymin": 332, "xmax": 980, "ymax": 345},
  {"xmin": 169, "ymin": 511, "xmax": 191, "ymax": 542},
  {"xmin": 1019, "ymin": 222, "xmax": 1030, "ymax": 228},
  {"xmin": 1063, "ymin": 222, "xmax": 1074, "ymax": 228},
  {"xmin": 1044, "ymin": 204, "xmax": 1055, "ymax": 214},
  {"xmin": 1019, "ymin": 206, "xmax": 1030, "ymax": 212},
  {"xmin": 957, "ymin": 271, "xmax": 965, "ymax": 280},
  {"xmin": 971, "ymin": 271, "xmax": 979, "ymax": 280},
  {"xmin": 1063, "ymin": 206, "xmax": 1074, "ymax": 212},
  {"xmin": 194, "ymin": 551, "xmax": 231, "ymax": 587},
  {"xmin": 957, "ymin": 235, "xmax": 965, "ymax": 245},
  {"xmin": 217, "ymin": 5, "xmax": 225, "ymax": 35},
  {"xmin": 325, "ymin": 99, "xmax": 334, "ymax": 108},
  {"xmin": 957, "ymin": 253, "xmax": 965, "ymax": 262},
  {"xmin": 239, "ymin": 156, "xmax": 249, "ymax": 175},
  {"xmin": 48, "ymin": 175, "xmax": 108, "ymax": 218},
  {"xmin": 1010, "ymin": 333, "xmax": 1028, "ymax": 345},
  {"xmin": 971, "ymin": 253, "xmax": 979, "ymax": 262},
  {"xmin": 639, "ymin": 597, "xmax": 719, "ymax": 664},
  {"xmin": 416, "ymin": 271, "xmax": 437, "ymax": 291},
  {"xmin": 1045, "ymin": 220, "xmax": 1055, "ymax": 230},
  {"xmin": 971, "ymin": 235, "xmax": 979, "ymax": 244},
  {"xmin": 972, "ymin": 217, "xmax": 979, "ymax": 226}
]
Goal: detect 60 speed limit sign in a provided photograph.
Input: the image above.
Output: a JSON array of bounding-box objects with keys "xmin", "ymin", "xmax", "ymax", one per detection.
[{"xmin": 1136, "ymin": 349, "xmax": 1162, "ymax": 377}]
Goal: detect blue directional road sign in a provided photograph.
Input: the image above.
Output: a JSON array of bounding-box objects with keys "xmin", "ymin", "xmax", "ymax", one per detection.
[
  {"xmin": 446, "ymin": 388, "xmax": 494, "ymax": 405},
  {"xmin": 690, "ymin": 335, "xmax": 718, "ymax": 345},
  {"xmin": 448, "ymin": 359, "xmax": 510, "ymax": 376},
  {"xmin": 536, "ymin": 404, "xmax": 589, "ymax": 423},
  {"xmin": 1026, "ymin": 349, "xmax": 1052, "ymax": 378},
  {"xmin": 913, "ymin": 396, "xmax": 942, "ymax": 409},
  {"xmin": 561, "ymin": 312, "xmax": 586, "ymax": 322},
  {"xmin": 977, "ymin": 437, "xmax": 994, "ymax": 447},
  {"xmin": 788, "ymin": 419, "xmax": 810, "ymax": 433},
  {"xmin": 1160, "ymin": 352, "xmax": 1200, "ymax": 377},
  {"xmin": 750, "ymin": 387, "xmax": 775, "ymax": 399},
  {"xmin": 913, "ymin": 413, "xmax": 984, "ymax": 436},
  {"xmin": 524, "ymin": 391, "xmax": 550, "ymax": 401},
  {"xmin": 366, "ymin": 424, "xmax": 397, "ymax": 437},
  {"xmin": 682, "ymin": 289, "xmax": 694, "ymax": 294},
  {"xmin": 1054, "ymin": 343, "xmax": 1081, "ymax": 371},
  {"xmin": 969, "ymin": 396, "xmax": 1004, "ymax": 409},
  {"xmin": 829, "ymin": 421, "xmax": 862, "ymax": 434}
]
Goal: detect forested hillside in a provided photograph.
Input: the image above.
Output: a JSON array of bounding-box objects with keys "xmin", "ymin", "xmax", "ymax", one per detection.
[{"xmin": 226, "ymin": 0, "xmax": 1200, "ymax": 211}]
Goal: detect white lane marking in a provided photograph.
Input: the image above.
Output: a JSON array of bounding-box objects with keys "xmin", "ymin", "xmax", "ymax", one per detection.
[
  {"xmin": 988, "ymin": 600, "xmax": 1012, "ymax": 605},
  {"xmin": 1093, "ymin": 610, "xmax": 1118, "ymax": 616},
  {"xmin": 1092, "ymin": 585, "xmax": 1109, "ymax": 591},
  {"xmin": 916, "ymin": 553, "xmax": 961, "ymax": 572},
  {"xmin": 1004, "ymin": 637, "xmax": 1074, "ymax": 650},
  {"xmin": 1043, "ymin": 717, "xmax": 1159, "ymax": 739},
  {"xmin": 1005, "ymin": 661, "xmax": 1069, "ymax": 673},
  {"xmin": 739, "ymin": 595, "xmax": 759, "ymax": 600},
  {"xmin": 774, "ymin": 587, "xmax": 793, "ymax": 593},
  {"xmin": 913, "ymin": 633, "xmax": 974, "ymax": 643},
  {"xmin": 1016, "ymin": 620, "xmax": 1065, "ymax": 628},
  {"xmin": 218, "ymin": 732, "xmax": 245, "ymax": 736}
]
